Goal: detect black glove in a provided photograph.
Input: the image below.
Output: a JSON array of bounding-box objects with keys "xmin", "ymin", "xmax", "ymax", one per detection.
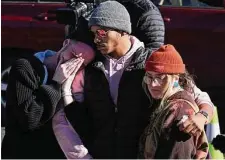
[{"xmin": 212, "ymin": 134, "xmax": 225, "ymax": 153}]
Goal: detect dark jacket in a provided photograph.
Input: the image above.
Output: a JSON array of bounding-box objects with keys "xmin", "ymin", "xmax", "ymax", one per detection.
[
  {"xmin": 71, "ymin": 0, "xmax": 165, "ymax": 50},
  {"xmin": 1, "ymin": 56, "xmax": 65, "ymax": 159},
  {"xmin": 121, "ymin": 0, "xmax": 165, "ymax": 49},
  {"xmin": 65, "ymin": 47, "xmax": 152, "ymax": 158}
]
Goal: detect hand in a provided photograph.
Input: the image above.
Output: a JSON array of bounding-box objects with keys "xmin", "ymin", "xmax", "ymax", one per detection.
[
  {"xmin": 69, "ymin": 145, "xmax": 88, "ymax": 158},
  {"xmin": 61, "ymin": 58, "xmax": 84, "ymax": 93},
  {"xmin": 178, "ymin": 113, "xmax": 207, "ymax": 136},
  {"xmin": 53, "ymin": 57, "xmax": 83, "ymax": 84}
]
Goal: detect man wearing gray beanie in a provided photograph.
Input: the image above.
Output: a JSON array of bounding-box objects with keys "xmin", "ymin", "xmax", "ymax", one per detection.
[
  {"xmin": 88, "ymin": 1, "xmax": 132, "ymax": 34},
  {"xmin": 68, "ymin": 0, "xmax": 165, "ymax": 50},
  {"xmin": 66, "ymin": 1, "xmax": 153, "ymax": 158},
  {"xmin": 65, "ymin": 0, "xmax": 215, "ymax": 159}
]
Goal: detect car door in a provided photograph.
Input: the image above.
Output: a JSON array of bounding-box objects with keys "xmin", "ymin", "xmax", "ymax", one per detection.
[
  {"xmin": 159, "ymin": 0, "xmax": 225, "ymax": 133},
  {"xmin": 2, "ymin": 0, "xmax": 66, "ymax": 52},
  {"xmin": 2, "ymin": 1, "xmax": 35, "ymax": 49},
  {"xmin": 30, "ymin": 0, "xmax": 66, "ymax": 51},
  {"xmin": 160, "ymin": 1, "xmax": 225, "ymax": 89}
]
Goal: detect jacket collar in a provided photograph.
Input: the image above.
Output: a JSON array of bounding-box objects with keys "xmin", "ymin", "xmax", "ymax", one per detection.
[
  {"xmin": 93, "ymin": 47, "xmax": 152, "ymax": 70},
  {"xmin": 92, "ymin": 36, "xmax": 152, "ymax": 71}
]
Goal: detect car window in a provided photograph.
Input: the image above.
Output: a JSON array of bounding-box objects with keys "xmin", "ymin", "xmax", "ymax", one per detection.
[
  {"xmin": 2, "ymin": 0, "xmax": 37, "ymax": 1},
  {"xmin": 2, "ymin": 0, "xmax": 63, "ymax": 2},
  {"xmin": 160, "ymin": 0, "xmax": 224, "ymax": 8}
]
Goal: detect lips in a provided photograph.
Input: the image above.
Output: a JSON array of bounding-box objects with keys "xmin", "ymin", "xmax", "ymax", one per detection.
[{"xmin": 150, "ymin": 89, "xmax": 162, "ymax": 99}]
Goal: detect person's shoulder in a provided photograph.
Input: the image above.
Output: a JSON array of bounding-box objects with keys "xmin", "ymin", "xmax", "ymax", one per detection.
[
  {"xmin": 11, "ymin": 56, "xmax": 46, "ymax": 80},
  {"xmin": 169, "ymin": 91, "xmax": 197, "ymax": 116},
  {"xmin": 13, "ymin": 56, "xmax": 42, "ymax": 70},
  {"xmin": 10, "ymin": 58, "xmax": 32, "ymax": 75},
  {"xmin": 14, "ymin": 57, "xmax": 30, "ymax": 66},
  {"xmin": 126, "ymin": 0, "xmax": 157, "ymax": 11},
  {"xmin": 169, "ymin": 91, "xmax": 195, "ymax": 104}
]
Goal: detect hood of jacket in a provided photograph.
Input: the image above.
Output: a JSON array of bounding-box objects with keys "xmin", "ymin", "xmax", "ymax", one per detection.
[{"xmin": 92, "ymin": 36, "xmax": 152, "ymax": 71}]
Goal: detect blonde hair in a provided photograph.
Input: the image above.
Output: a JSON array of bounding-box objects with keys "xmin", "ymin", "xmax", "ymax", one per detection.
[{"xmin": 158, "ymin": 75, "xmax": 174, "ymax": 110}]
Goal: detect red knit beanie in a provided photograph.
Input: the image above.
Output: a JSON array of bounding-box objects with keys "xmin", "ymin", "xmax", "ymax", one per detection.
[{"xmin": 145, "ymin": 44, "xmax": 185, "ymax": 74}]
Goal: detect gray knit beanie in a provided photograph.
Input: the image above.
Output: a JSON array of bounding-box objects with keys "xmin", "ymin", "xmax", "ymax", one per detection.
[{"xmin": 88, "ymin": 1, "xmax": 132, "ymax": 34}]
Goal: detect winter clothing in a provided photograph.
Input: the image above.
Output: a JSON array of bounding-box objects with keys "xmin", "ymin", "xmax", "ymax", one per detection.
[
  {"xmin": 103, "ymin": 36, "xmax": 144, "ymax": 104},
  {"xmin": 1, "ymin": 54, "xmax": 66, "ymax": 159},
  {"xmin": 71, "ymin": 0, "xmax": 165, "ymax": 50},
  {"xmin": 139, "ymin": 91, "xmax": 208, "ymax": 159},
  {"xmin": 88, "ymin": 1, "xmax": 132, "ymax": 34},
  {"xmin": 52, "ymin": 108, "xmax": 92, "ymax": 159},
  {"xmin": 121, "ymin": 0, "xmax": 165, "ymax": 49},
  {"xmin": 65, "ymin": 37, "xmax": 152, "ymax": 158},
  {"xmin": 63, "ymin": 38, "xmax": 213, "ymax": 158},
  {"xmin": 1, "ymin": 49, "xmax": 92, "ymax": 159},
  {"xmin": 145, "ymin": 44, "xmax": 185, "ymax": 74}
]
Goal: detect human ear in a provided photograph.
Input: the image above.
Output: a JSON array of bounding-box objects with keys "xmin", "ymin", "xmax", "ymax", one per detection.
[
  {"xmin": 173, "ymin": 76, "xmax": 180, "ymax": 88},
  {"xmin": 63, "ymin": 39, "xmax": 70, "ymax": 47}
]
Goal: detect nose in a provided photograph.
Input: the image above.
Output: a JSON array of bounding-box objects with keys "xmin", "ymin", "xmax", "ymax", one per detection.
[{"xmin": 150, "ymin": 79, "xmax": 160, "ymax": 87}]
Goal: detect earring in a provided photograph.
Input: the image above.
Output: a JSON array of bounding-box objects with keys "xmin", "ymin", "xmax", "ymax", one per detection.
[{"xmin": 173, "ymin": 81, "xmax": 179, "ymax": 87}]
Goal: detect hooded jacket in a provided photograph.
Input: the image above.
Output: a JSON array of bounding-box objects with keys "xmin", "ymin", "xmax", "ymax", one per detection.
[
  {"xmin": 65, "ymin": 37, "xmax": 152, "ymax": 158},
  {"xmin": 70, "ymin": 0, "xmax": 165, "ymax": 50}
]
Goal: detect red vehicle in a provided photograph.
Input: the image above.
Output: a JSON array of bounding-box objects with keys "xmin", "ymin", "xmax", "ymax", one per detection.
[{"xmin": 1, "ymin": 0, "xmax": 225, "ymax": 132}]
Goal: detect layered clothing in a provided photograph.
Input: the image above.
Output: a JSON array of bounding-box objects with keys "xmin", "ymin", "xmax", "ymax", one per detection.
[
  {"xmin": 65, "ymin": 36, "xmax": 152, "ymax": 158},
  {"xmin": 1, "ymin": 51, "xmax": 66, "ymax": 159},
  {"xmin": 139, "ymin": 89, "xmax": 209, "ymax": 159}
]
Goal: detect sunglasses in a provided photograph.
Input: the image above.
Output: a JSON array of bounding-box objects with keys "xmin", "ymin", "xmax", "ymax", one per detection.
[
  {"xmin": 95, "ymin": 29, "xmax": 110, "ymax": 38},
  {"xmin": 94, "ymin": 28, "xmax": 123, "ymax": 39},
  {"xmin": 143, "ymin": 74, "xmax": 167, "ymax": 85}
]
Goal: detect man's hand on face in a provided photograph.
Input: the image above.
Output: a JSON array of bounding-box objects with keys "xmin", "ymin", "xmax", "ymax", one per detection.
[{"xmin": 53, "ymin": 57, "xmax": 84, "ymax": 85}]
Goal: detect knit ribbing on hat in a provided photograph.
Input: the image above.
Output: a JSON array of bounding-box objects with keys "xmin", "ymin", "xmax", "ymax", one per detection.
[
  {"xmin": 88, "ymin": 1, "xmax": 132, "ymax": 34},
  {"xmin": 145, "ymin": 44, "xmax": 185, "ymax": 74}
]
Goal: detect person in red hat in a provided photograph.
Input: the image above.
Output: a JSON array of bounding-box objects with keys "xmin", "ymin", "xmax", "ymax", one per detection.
[{"xmin": 139, "ymin": 44, "xmax": 209, "ymax": 159}]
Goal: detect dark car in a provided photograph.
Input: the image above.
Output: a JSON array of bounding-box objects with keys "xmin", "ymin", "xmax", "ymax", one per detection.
[{"xmin": 1, "ymin": 0, "xmax": 225, "ymax": 132}]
